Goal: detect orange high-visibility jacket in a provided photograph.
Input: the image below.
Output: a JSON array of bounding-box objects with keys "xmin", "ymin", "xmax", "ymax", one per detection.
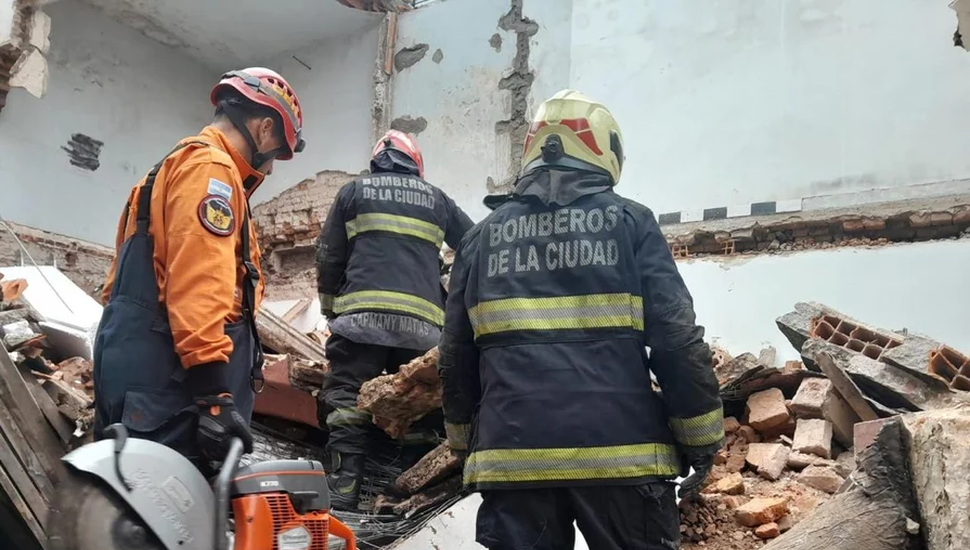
[{"xmin": 101, "ymin": 126, "xmax": 265, "ymax": 368}]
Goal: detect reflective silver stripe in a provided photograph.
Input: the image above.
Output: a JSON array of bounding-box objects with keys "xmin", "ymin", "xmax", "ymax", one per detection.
[
  {"xmin": 334, "ymin": 290, "xmax": 444, "ymax": 325},
  {"xmin": 464, "ymin": 443, "xmax": 681, "ymax": 485},
  {"xmin": 345, "ymin": 213, "xmax": 444, "ymax": 246},
  {"xmin": 467, "ymin": 293, "xmax": 644, "ymax": 337},
  {"xmin": 326, "ymin": 408, "xmax": 372, "ymax": 427},
  {"xmin": 669, "ymin": 409, "xmax": 725, "ymax": 447}
]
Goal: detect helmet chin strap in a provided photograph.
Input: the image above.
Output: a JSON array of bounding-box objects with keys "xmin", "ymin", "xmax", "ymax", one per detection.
[{"xmin": 219, "ymin": 100, "xmax": 285, "ymax": 185}]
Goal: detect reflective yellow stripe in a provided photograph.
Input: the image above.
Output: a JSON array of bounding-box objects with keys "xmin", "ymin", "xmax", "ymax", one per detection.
[
  {"xmin": 669, "ymin": 408, "xmax": 725, "ymax": 447},
  {"xmin": 319, "ymin": 293, "xmax": 335, "ymax": 311},
  {"xmin": 345, "ymin": 213, "xmax": 444, "ymax": 246},
  {"xmin": 326, "ymin": 408, "xmax": 372, "ymax": 427},
  {"xmin": 463, "ymin": 443, "xmax": 680, "ymax": 485},
  {"xmin": 334, "ymin": 290, "xmax": 445, "ymax": 325},
  {"xmin": 467, "ymin": 293, "xmax": 644, "ymax": 337}
]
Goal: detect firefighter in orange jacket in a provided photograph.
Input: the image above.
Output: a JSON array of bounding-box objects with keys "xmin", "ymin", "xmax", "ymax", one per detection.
[{"xmin": 93, "ymin": 68, "xmax": 305, "ymax": 469}]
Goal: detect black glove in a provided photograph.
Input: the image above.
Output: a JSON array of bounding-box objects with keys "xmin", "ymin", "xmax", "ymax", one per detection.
[
  {"xmin": 195, "ymin": 393, "xmax": 254, "ymax": 461},
  {"xmin": 187, "ymin": 362, "xmax": 253, "ymax": 461},
  {"xmin": 678, "ymin": 452, "xmax": 715, "ymax": 503}
]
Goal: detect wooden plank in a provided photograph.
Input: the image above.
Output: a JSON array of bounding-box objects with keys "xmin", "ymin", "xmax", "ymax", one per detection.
[
  {"xmin": 0, "ymin": 426, "xmax": 48, "ymax": 530},
  {"xmin": 256, "ymin": 309, "xmax": 328, "ymax": 363},
  {"xmin": 0, "ymin": 458, "xmax": 46, "ymax": 548},
  {"xmin": 21, "ymin": 370, "xmax": 72, "ymax": 444},
  {"xmin": 814, "ymin": 351, "xmax": 880, "ymax": 422},
  {"xmin": 0, "ymin": 352, "xmax": 64, "ymax": 485},
  {"xmin": 281, "ymin": 298, "xmax": 311, "ymax": 324},
  {"xmin": 0, "ymin": 392, "xmax": 55, "ymax": 504}
]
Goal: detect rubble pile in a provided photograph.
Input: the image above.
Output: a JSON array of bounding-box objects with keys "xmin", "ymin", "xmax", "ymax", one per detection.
[
  {"xmin": 0, "ymin": 274, "xmax": 95, "ymax": 442},
  {"xmin": 352, "ymin": 301, "xmax": 970, "ymax": 550}
]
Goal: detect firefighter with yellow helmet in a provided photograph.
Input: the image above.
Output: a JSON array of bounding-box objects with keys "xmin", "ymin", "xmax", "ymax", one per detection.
[{"xmin": 438, "ymin": 90, "xmax": 724, "ymax": 549}]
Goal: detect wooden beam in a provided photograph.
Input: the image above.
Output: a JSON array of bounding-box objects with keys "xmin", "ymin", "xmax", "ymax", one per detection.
[
  {"xmin": 281, "ymin": 298, "xmax": 311, "ymax": 324},
  {"xmin": 0, "ymin": 458, "xmax": 46, "ymax": 547},
  {"xmin": 0, "ymin": 429, "xmax": 48, "ymax": 533}
]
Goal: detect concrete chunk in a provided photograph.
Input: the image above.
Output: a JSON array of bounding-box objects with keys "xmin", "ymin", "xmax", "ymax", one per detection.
[
  {"xmin": 820, "ymin": 386, "xmax": 861, "ymax": 448},
  {"xmin": 902, "ymin": 407, "xmax": 970, "ymax": 550},
  {"xmin": 746, "ymin": 388, "xmax": 790, "ymax": 432},
  {"xmin": 797, "ymin": 464, "xmax": 844, "ymax": 494},
  {"xmin": 745, "ymin": 442, "xmax": 776, "ymax": 470},
  {"xmin": 10, "ymin": 48, "xmax": 48, "ymax": 99},
  {"xmin": 735, "ymin": 497, "xmax": 789, "ymax": 527},
  {"xmin": 854, "ymin": 417, "xmax": 894, "ymax": 459},
  {"xmin": 28, "ymin": 10, "xmax": 50, "ymax": 54},
  {"xmin": 713, "ymin": 472, "xmax": 745, "ymax": 495},
  {"xmin": 792, "ymin": 418, "xmax": 833, "ymax": 459}
]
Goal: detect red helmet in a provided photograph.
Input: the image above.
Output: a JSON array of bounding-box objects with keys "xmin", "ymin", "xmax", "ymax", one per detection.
[
  {"xmin": 210, "ymin": 68, "xmax": 305, "ymax": 160},
  {"xmin": 371, "ymin": 130, "xmax": 425, "ymax": 178}
]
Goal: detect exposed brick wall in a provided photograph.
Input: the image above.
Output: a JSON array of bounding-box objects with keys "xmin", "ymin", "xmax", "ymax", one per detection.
[
  {"xmin": 254, "ymin": 170, "xmax": 356, "ymax": 301},
  {"xmin": 0, "ymin": 221, "xmax": 113, "ymax": 298}
]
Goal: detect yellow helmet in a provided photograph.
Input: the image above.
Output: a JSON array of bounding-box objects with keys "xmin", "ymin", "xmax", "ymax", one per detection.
[{"xmin": 521, "ymin": 89, "xmax": 625, "ymax": 184}]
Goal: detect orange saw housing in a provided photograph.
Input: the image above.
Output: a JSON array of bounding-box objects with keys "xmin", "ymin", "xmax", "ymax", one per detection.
[{"xmin": 230, "ymin": 461, "xmax": 355, "ymax": 550}]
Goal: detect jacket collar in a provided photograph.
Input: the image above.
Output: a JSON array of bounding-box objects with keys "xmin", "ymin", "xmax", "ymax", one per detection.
[
  {"xmin": 512, "ymin": 168, "xmax": 613, "ymax": 207},
  {"xmin": 197, "ymin": 126, "xmax": 265, "ymax": 196}
]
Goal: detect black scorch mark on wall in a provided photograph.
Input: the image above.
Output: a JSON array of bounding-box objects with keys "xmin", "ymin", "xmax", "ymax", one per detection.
[{"xmin": 62, "ymin": 133, "xmax": 104, "ymax": 171}]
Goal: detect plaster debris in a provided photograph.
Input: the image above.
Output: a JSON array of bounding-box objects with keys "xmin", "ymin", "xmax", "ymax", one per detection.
[
  {"xmin": 394, "ymin": 42, "xmax": 429, "ymax": 71},
  {"xmin": 431, "ymin": 48, "xmax": 443, "ymax": 63},
  {"xmin": 390, "ymin": 115, "xmax": 428, "ymax": 135}
]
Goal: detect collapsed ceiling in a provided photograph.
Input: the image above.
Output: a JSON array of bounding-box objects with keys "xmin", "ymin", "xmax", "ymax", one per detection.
[{"xmin": 79, "ymin": 0, "xmax": 384, "ymax": 69}]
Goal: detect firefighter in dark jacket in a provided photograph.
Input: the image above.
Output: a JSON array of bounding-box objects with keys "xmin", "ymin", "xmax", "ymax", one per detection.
[
  {"xmin": 439, "ymin": 90, "xmax": 724, "ymax": 550},
  {"xmin": 316, "ymin": 130, "xmax": 475, "ymax": 510}
]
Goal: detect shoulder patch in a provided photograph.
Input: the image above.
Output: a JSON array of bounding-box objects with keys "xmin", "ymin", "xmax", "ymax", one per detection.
[
  {"xmin": 207, "ymin": 178, "xmax": 233, "ymax": 200},
  {"xmin": 198, "ymin": 195, "xmax": 235, "ymax": 236}
]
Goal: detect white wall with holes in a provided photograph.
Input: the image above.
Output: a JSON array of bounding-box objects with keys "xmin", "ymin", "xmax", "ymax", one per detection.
[{"xmin": 0, "ymin": 0, "xmax": 214, "ymax": 246}]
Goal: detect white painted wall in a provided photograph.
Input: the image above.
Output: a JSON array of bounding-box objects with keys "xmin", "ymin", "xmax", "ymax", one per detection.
[
  {"xmin": 253, "ymin": 24, "xmax": 382, "ymax": 205},
  {"xmin": 394, "ymin": 0, "xmax": 970, "ymax": 220},
  {"xmin": 0, "ymin": 0, "xmax": 213, "ymax": 245},
  {"xmin": 682, "ymin": 238, "xmax": 970, "ymax": 363},
  {"xmin": 391, "ymin": 0, "xmax": 516, "ymax": 222}
]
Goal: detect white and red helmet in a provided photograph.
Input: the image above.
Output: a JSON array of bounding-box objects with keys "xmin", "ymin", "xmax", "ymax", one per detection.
[
  {"xmin": 371, "ymin": 130, "xmax": 425, "ymax": 178},
  {"xmin": 210, "ymin": 67, "xmax": 305, "ymax": 160}
]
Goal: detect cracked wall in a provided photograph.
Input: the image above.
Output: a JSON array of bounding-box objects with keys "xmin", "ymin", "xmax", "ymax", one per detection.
[{"xmin": 388, "ymin": 0, "xmax": 571, "ymax": 221}]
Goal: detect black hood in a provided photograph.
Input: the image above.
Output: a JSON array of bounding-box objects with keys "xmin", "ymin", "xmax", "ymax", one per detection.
[
  {"xmin": 370, "ymin": 149, "xmax": 420, "ymax": 177},
  {"xmin": 512, "ymin": 168, "xmax": 613, "ymax": 207}
]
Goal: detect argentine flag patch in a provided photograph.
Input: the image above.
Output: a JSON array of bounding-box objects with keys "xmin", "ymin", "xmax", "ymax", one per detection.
[{"xmin": 208, "ymin": 178, "xmax": 233, "ymax": 200}]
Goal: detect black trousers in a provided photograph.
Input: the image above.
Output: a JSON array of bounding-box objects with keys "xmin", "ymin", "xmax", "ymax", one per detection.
[
  {"xmin": 321, "ymin": 333, "xmax": 425, "ymax": 455},
  {"xmin": 477, "ymin": 483, "xmax": 681, "ymax": 550}
]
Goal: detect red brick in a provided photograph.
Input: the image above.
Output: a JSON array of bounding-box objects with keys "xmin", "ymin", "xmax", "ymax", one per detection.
[
  {"xmin": 724, "ymin": 416, "xmax": 741, "ymax": 434},
  {"xmin": 842, "ymin": 219, "xmax": 865, "ymax": 232},
  {"xmin": 746, "ymin": 388, "xmax": 791, "ymax": 432},
  {"xmin": 755, "ymin": 522, "xmax": 781, "ymax": 539},
  {"xmin": 757, "ymin": 444, "xmax": 790, "ymax": 481},
  {"xmin": 736, "ymin": 497, "xmax": 789, "ymax": 527},
  {"xmin": 953, "ymin": 208, "xmax": 970, "ymax": 225},
  {"xmin": 737, "ymin": 425, "xmax": 761, "ymax": 443},
  {"xmin": 863, "ymin": 218, "xmax": 886, "ymax": 231},
  {"xmin": 253, "ymin": 355, "xmax": 320, "ymax": 428},
  {"xmin": 931, "ymin": 212, "xmax": 954, "ymax": 226},
  {"xmin": 745, "ymin": 443, "xmax": 776, "ymax": 471},
  {"xmin": 909, "ymin": 212, "xmax": 932, "ymax": 228}
]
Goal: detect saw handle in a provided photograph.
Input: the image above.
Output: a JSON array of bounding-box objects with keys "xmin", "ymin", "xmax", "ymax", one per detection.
[
  {"xmin": 328, "ymin": 515, "xmax": 357, "ymax": 550},
  {"xmin": 214, "ymin": 437, "xmax": 245, "ymax": 550}
]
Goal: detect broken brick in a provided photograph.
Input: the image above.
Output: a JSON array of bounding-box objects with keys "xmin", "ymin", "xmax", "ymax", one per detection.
[
  {"xmin": 755, "ymin": 522, "xmax": 781, "ymax": 539},
  {"xmin": 792, "ymin": 418, "xmax": 833, "ymax": 459},
  {"xmin": 737, "ymin": 425, "xmax": 760, "ymax": 443},
  {"xmin": 787, "ymin": 451, "xmax": 836, "ymax": 471},
  {"xmin": 746, "ymin": 388, "xmax": 790, "ymax": 432},
  {"xmin": 757, "ymin": 444, "xmax": 790, "ymax": 481},
  {"xmin": 797, "ymin": 464, "xmax": 844, "ymax": 494},
  {"xmin": 726, "ymin": 447, "xmax": 747, "ymax": 473},
  {"xmin": 790, "ymin": 378, "xmax": 831, "ymax": 418},
  {"xmin": 723, "ymin": 495, "xmax": 744, "ymax": 509},
  {"xmin": 714, "ymin": 473, "xmax": 745, "ymax": 495},
  {"xmin": 760, "ymin": 416, "xmax": 797, "ymax": 440},
  {"xmin": 744, "ymin": 443, "xmax": 776, "ymax": 471},
  {"xmin": 723, "ymin": 416, "xmax": 741, "ymax": 434},
  {"xmin": 735, "ymin": 497, "xmax": 789, "ymax": 527},
  {"xmin": 357, "ymin": 348, "xmax": 442, "ymax": 438}
]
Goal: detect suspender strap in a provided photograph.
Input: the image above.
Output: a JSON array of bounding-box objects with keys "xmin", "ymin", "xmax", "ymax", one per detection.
[
  {"xmin": 128, "ymin": 141, "xmax": 208, "ymax": 235},
  {"xmin": 240, "ymin": 209, "xmax": 266, "ymax": 389}
]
